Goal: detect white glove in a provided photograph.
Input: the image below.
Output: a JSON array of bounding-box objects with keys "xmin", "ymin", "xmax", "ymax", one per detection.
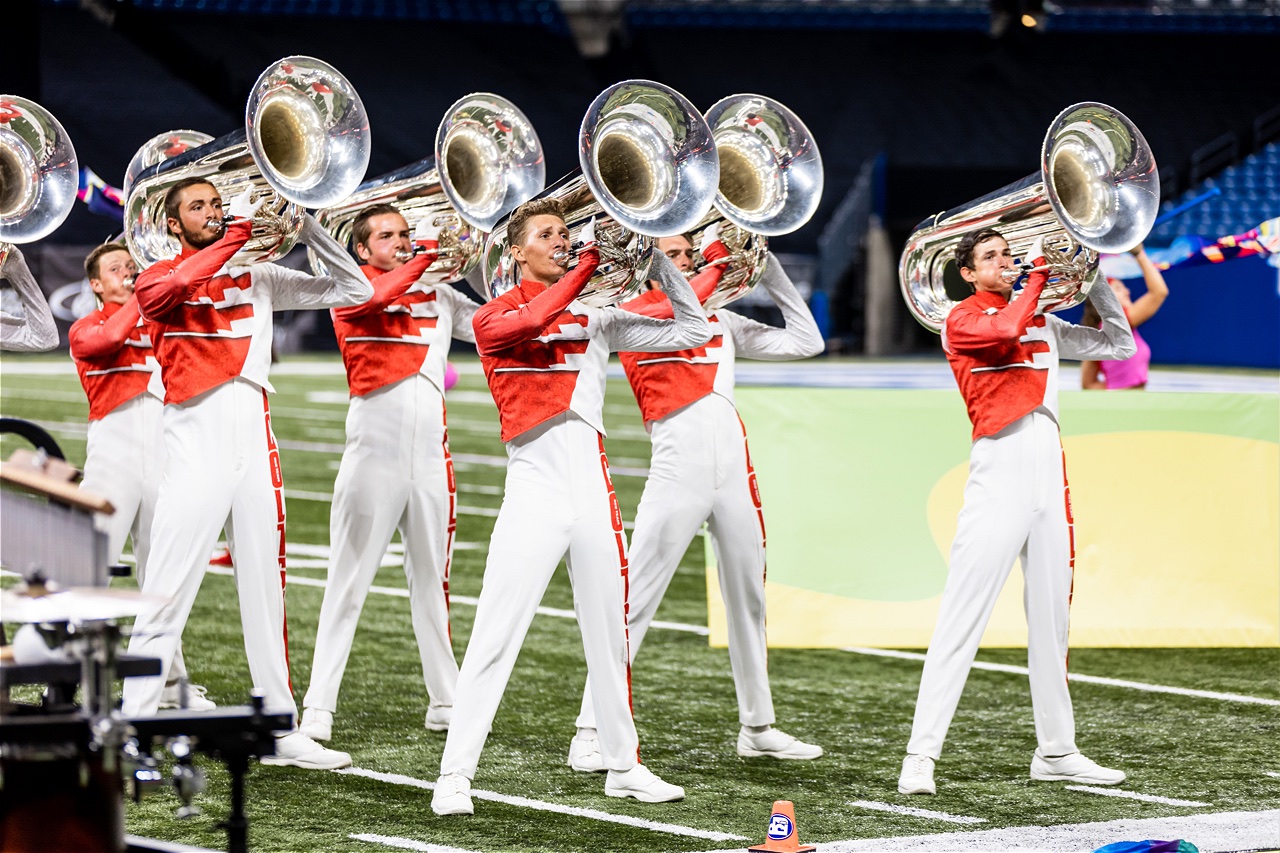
[
  {"xmin": 578, "ymin": 217, "xmax": 597, "ymax": 247},
  {"xmin": 414, "ymin": 220, "xmax": 443, "ymax": 244},
  {"xmin": 698, "ymin": 221, "xmax": 721, "ymax": 254},
  {"xmin": 227, "ymin": 188, "xmax": 264, "ymax": 221},
  {"xmin": 1025, "ymin": 235, "xmax": 1047, "ymax": 265}
]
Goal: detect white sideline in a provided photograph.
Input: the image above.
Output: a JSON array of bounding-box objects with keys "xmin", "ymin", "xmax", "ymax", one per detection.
[
  {"xmin": 351, "ymin": 835, "xmax": 479, "ymax": 853},
  {"xmin": 683, "ymin": 809, "xmax": 1280, "ymax": 853},
  {"xmin": 1064, "ymin": 785, "xmax": 1210, "ymax": 807},
  {"xmin": 847, "ymin": 800, "xmax": 985, "ymax": 824},
  {"xmin": 334, "ymin": 767, "xmax": 750, "ymax": 842},
  {"xmin": 843, "ymin": 646, "xmax": 1280, "ymax": 707}
]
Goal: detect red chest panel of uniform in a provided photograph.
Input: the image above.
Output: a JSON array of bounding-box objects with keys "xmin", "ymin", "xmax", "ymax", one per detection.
[
  {"xmin": 71, "ymin": 311, "xmax": 155, "ymax": 420},
  {"xmin": 481, "ymin": 309, "xmax": 592, "ymax": 441},
  {"xmin": 946, "ymin": 306, "xmax": 1052, "ymax": 440},
  {"xmin": 150, "ymin": 270, "xmax": 256, "ymax": 404},
  {"xmin": 334, "ymin": 289, "xmax": 442, "ymax": 396},
  {"xmin": 620, "ymin": 326, "xmax": 724, "ymax": 424}
]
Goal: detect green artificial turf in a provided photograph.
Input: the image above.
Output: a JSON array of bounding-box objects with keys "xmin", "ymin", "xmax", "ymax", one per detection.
[{"xmin": 2, "ymin": 354, "xmax": 1276, "ymax": 853}]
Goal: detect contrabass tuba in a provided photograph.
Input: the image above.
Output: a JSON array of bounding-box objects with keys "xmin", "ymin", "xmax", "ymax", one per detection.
[
  {"xmin": 124, "ymin": 56, "xmax": 370, "ymax": 268},
  {"xmin": 480, "ymin": 79, "xmax": 719, "ymax": 306},
  {"xmin": 694, "ymin": 93, "xmax": 823, "ymax": 311},
  {"xmin": 899, "ymin": 102, "xmax": 1159, "ymax": 333},
  {"xmin": 0, "ymin": 96, "xmax": 79, "ymax": 265},
  {"xmin": 310, "ymin": 93, "xmax": 544, "ymax": 282}
]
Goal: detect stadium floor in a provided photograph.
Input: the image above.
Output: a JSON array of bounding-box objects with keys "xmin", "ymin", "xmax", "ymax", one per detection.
[{"xmin": 2, "ymin": 355, "xmax": 1277, "ymax": 853}]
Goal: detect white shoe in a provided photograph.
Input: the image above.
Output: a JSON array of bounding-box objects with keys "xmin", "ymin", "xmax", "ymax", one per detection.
[
  {"xmin": 568, "ymin": 732, "xmax": 606, "ymax": 773},
  {"xmin": 605, "ymin": 765, "xmax": 684, "ymax": 803},
  {"xmin": 425, "ymin": 705, "xmax": 452, "ymax": 732},
  {"xmin": 158, "ymin": 682, "xmax": 217, "ymax": 712},
  {"xmin": 737, "ymin": 726, "xmax": 823, "ymax": 760},
  {"xmin": 431, "ymin": 773, "xmax": 473, "ymax": 815},
  {"xmin": 299, "ymin": 707, "xmax": 333, "ymax": 742},
  {"xmin": 261, "ymin": 732, "xmax": 351, "ymax": 770},
  {"xmin": 1031, "ymin": 750, "xmax": 1125, "ymax": 785},
  {"xmin": 898, "ymin": 754, "xmax": 936, "ymax": 795}
]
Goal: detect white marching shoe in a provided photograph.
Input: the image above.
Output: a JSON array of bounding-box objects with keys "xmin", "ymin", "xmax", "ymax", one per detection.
[
  {"xmin": 737, "ymin": 726, "xmax": 824, "ymax": 760},
  {"xmin": 431, "ymin": 773, "xmax": 474, "ymax": 815},
  {"xmin": 605, "ymin": 764, "xmax": 685, "ymax": 803},
  {"xmin": 898, "ymin": 753, "xmax": 936, "ymax": 795},
  {"xmin": 567, "ymin": 730, "xmax": 606, "ymax": 773},
  {"xmin": 425, "ymin": 705, "xmax": 452, "ymax": 732},
  {"xmin": 298, "ymin": 707, "xmax": 333, "ymax": 742},
  {"xmin": 261, "ymin": 732, "xmax": 351, "ymax": 770},
  {"xmin": 159, "ymin": 681, "xmax": 217, "ymax": 712},
  {"xmin": 1030, "ymin": 750, "xmax": 1125, "ymax": 785}
]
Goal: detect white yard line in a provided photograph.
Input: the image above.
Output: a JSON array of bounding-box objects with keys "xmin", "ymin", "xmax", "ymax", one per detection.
[
  {"xmin": 843, "ymin": 647, "xmax": 1280, "ymax": 707},
  {"xmin": 1064, "ymin": 785, "xmax": 1211, "ymax": 807},
  {"xmin": 680, "ymin": 809, "xmax": 1280, "ymax": 853},
  {"xmin": 1267, "ymin": 771, "xmax": 1280, "ymax": 779},
  {"xmin": 334, "ymin": 767, "xmax": 748, "ymax": 842},
  {"xmin": 351, "ymin": 836, "xmax": 480, "ymax": 853},
  {"xmin": 847, "ymin": 800, "xmax": 985, "ymax": 825}
]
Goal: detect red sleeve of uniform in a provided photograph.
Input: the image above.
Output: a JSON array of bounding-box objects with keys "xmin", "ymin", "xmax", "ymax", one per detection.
[
  {"xmin": 472, "ymin": 247, "xmax": 600, "ymax": 355},
  {"xmin": 68, "ymin": 298, "xmax": 142, "ymax": 359},
  {"xmin": 334, "ymin": 248, "xmax": 437, "ymax": 320},
  {"xmin": 134, "ymin": 220, "xmax": 254, "ymax": 320},
  {"xmin": 620, "ymin": 240, "xmax": 729, "ymax": 320},
  {"xmin": 945, "ymin": 276, "xmax": 1047, "ymax": 352}
]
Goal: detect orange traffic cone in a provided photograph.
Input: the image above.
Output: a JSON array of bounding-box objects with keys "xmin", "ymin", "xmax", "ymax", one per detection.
[{"xmin": 748, "ymin": 800, "xmax": 815, "ymax": 853}]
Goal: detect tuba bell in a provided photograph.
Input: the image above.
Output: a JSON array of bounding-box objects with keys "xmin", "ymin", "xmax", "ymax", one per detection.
[
  {"xmin": 480, "ymin": 79, "xmax": 719, "ymax": 306},
  {"xmin": 692, "ymin": 93, "xmax": 823, "ymax": 311},
  {"xmin": 0, "ymin": 96, "xmax": 79, "ymax": 265},
  {"xmin": 124, "ymin": 56, "xmax": 370, "ymax": 269},
  {"xmin": 899, "ymin": 102, "xmax": 1159, "ymax": 333},
  {"xmin": 309, "ymin": 93, "xmax": 544, "ymax": 282}
]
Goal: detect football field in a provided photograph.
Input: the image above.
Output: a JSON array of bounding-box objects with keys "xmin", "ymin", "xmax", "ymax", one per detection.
[{"xmin": 2, "ymin": 355, "xmax": 1278, "ymax": 853}]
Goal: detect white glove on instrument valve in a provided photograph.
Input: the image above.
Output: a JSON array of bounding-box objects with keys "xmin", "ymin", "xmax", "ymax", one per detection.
[
  {"xmin": 227, "ymin": 188, "xmax": 264, "ymax": 222},
  {"xmin": 578, "ymin": 217, "xmax": 597, "ymax": 248},
  {"xmin": 1025, "ymin": 235, "xmax": 1047, "ymax": 265},
  {"xmin": 414, "ymin": 220, "xmax": 443, "ymax": 244},
  {"xmin": 698, "ymin": 221, "xmax": 721, "ymax": 254}
]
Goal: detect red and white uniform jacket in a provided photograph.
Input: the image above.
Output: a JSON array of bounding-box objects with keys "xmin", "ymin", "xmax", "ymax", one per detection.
[
  {"xmin": 620, "ymin": 250, "xmax": 824, "ymax": 426},
  {"xmin": 473, "ymin": 247, "xmax": 712, "ymax": 443},
  {"xmin": 135, "ymin": 218, "xmax": 372, "ymax": 404},
  {"xmin": 69, "ymin": 296, "xmax": 163, "ymax": 420},
  {"xmin": 942, "ymin": 274, "xmax": 1136, "ymax": 440},
  {"xmin": 333, "ymin": 251, "xmax": 480, "ymax": 397}
]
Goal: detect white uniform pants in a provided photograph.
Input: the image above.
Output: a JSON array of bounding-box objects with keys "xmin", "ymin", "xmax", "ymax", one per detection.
[
  {"xmin": 439, "ymin": 414, "xmax": 639, "ymax": 779},
  {"xmin": 303, "ymin": 375, "xmax": 458, "ymax": 714},
  {"xmin": 907, "ymin": 410, "xmax": 1077, "ymax": 760},
  {"xmin": 123, "ymin": 379, "xmax": 294, "ymax": 719},
  {"xmin": 577, "ymin": 393, "xmax": 773, "ymax": 730},
  {"xmin": 80, "ymin": 395, "xmax": 189, "ymax": 681}
]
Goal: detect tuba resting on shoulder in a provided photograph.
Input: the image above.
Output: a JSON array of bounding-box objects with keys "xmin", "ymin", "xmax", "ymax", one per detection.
[
  {"xmin": 899, "ymin": 102, "xmax": 1159, "ymax": 333},
  {"xmin": 480, "ymin": 79, "xmax": 719, "ymax": 306},
  {"xmin": 124, "ymin": 55, "xmax": 370, "ymax": 268},
  {"xmin": 692, "ymin": 93, "xmax": 823, "ymax": 311},
  {"xmin": 309, "ymin": 93, "xmax": 544, "ymax": 282},
  {"xmin": 0, "ymin": 95, "xmax": 79, "ymax": 265}
]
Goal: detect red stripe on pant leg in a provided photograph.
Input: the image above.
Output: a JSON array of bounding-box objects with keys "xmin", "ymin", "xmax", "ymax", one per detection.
[
  {"xmin": 738, "ymin": 415, "xmax": 767, "ymax": 552},
  {"xmin": 597, "ymin": 434, "xmax": 638, "ymax": 762},
  {"xmin": 264, "ymin": 391, "xmax": 292, "ymax": 690},
  {"xmin": 442, "ymin": 397, "xmax": 456, "ymax": 644},
  {"xmin": 1061, "ymin": 441, "xmax": 1075, "ymax": 678}
]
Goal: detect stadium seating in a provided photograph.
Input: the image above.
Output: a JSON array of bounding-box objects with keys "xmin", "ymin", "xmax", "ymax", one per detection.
[{"xmin": 1148, "ymin": 142, "xmax": 1280, "ymax": 245}]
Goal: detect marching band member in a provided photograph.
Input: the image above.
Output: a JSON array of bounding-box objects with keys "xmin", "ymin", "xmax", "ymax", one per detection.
[
  {"xmin": 299, "ymin": 204, "xmax": 479, "ymax": 742},
  {"xmin": 431, "ymin": 198, "xmax": 710, "ymax": 815},
  {"xmin": 0, "ymin": 246, "xmax": 58, "ymax": 352},
  {"xmin": 568, "ymin": 226, "xmax": 825, "ymax": 771},
  {"xmin": 70, "ymin": 242, "xmax": 214, "ymax": 711},
  {"xmin": 898, "ymin": 227, "xmax": 1135, "ymax": 796},
  {"xmin": 122, "ymin": 177, "xmax": 371, "ymax": 771}
]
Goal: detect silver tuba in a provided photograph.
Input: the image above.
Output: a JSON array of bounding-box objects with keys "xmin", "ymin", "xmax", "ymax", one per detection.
[
  {"xmin": 124, "ymin": 55, "xmax": 370, "ymax": 268},
  {"xmin": 899, "ymin": 102, "xmax": 1159, "ymax": 333},
  {"xmin": 309, "ymin": 93, "xmax": 544, "ymax": 282},
  {"xmin": 693, "ymin": 94, "xmax": 823, "ymax": 311},
  {"xmin": 0, "ymin": 96, "xmax": 79, "ymax": 265},
  {"xmin": 480, "ymin": 79, "xmax": 719, "ymax": 306}
]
